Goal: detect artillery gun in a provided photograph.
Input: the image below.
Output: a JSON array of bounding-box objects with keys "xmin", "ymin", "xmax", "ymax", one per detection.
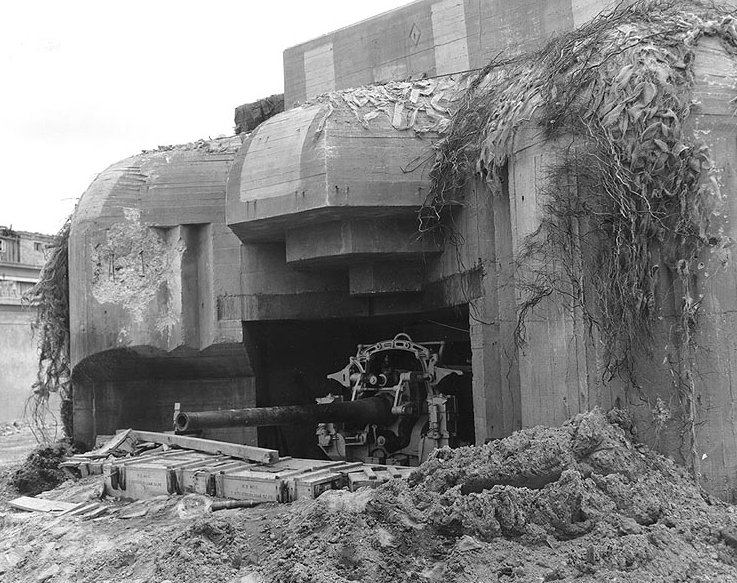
[{"xmin": 174, "ymin": 334, "xmax": 462, "ymax": 466}]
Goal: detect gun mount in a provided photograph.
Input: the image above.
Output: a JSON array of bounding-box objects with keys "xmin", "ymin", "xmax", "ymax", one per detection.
[{"xmin": 175, "ymin": 334, "xmax": 462, "ymax": 466}]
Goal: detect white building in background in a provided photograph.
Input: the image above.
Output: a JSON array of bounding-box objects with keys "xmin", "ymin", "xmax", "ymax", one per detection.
[{"xmin": 0, "ymin": 226, "xmax": 54, "ymax": 423}]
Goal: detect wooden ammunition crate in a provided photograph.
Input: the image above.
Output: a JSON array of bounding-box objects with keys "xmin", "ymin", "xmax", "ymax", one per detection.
[{"xmin": 104, "ymin": 449, "xmax": 412, "ymax": 503}]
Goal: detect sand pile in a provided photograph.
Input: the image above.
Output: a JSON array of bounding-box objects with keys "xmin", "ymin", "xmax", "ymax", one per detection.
[
  {"xmin": 260, "ymin": 409, "xmax": 737, "ymax": 582},
  {"xmin": 3, "ymin": 410, "xmax": 737, "ymax": 583}
]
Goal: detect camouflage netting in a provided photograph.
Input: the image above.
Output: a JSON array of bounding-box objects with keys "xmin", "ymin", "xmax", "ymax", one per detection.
[
  {"xmin": 306, "ymin": 76, "xmax": 466, "ymax": 137},
  {"xmin": 421, "ymin": 0, "xmax": 737, "ymax": 475}
]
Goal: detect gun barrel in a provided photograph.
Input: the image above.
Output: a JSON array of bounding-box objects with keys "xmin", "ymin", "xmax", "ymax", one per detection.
[{"xmin": 174, "ymin": 396, "xmax": 395, "ymax": 433}]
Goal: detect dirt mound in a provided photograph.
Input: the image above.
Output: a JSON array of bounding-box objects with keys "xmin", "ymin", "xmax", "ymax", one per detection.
[
  {"xmin": 3, "ymin": 410, "xmax": 737, "ymax": 583},
  {"xmin": 11, "ymin": 441, "xmax": 72, "ymax": 496},
  {"xmin": 260, "ymin": 409, "xmax": 737, "ymax": 582}
]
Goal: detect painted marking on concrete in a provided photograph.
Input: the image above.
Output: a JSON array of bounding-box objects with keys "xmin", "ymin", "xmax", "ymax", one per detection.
[
  {"xmin": 304, "ymin": 42, "xmax": 336, "ymax": 100},
  {"xmin": 431, "ymin": 0, "xmax": 469, "ymax": 75}
]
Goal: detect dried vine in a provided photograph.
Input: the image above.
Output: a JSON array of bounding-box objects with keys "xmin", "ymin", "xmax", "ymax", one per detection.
[
  {"xmin": 421, "ymin": 0, "xmax": 736, "ymax": 477},
  {"xmin": 22, "ymin": 217, "xmax": 72, "ymax": 441}
]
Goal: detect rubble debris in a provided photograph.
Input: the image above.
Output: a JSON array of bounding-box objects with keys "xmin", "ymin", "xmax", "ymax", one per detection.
[
  {"xmin": 140, "ymin": 135, "xmax": 242, "ymax": 155},
  {"xmin": 0, "ymin": 421, "xmax": 23, "ymax": 437},
  {"xmin": 2, "ymin": 409, "xmax": 737, "ymax": 582}
]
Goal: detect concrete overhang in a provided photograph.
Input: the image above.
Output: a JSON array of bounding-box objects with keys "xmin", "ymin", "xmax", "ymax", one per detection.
[{"xmin": 226, "ymin": 99, "xmax": 441, "ymax": 267}]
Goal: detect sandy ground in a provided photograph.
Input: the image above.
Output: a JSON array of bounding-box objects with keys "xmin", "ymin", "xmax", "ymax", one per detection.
[
  {"xmin": 0, "ymin": 425, "xmax": 40, "ymax": 508},
  {"xmin": 0, "ymin": 425, "xmax": 39, "ymax": 469}
]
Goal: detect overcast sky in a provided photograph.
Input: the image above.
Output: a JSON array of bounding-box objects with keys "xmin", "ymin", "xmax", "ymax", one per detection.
[{"xmin": 0, "ymin": 0, "xmax": 413, "ymax": 235}]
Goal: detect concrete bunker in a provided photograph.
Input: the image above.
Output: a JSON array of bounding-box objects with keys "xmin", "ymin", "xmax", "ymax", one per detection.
[{"xmin": 61, "ymin": 0, "xmax": 737, "ymax": 501}]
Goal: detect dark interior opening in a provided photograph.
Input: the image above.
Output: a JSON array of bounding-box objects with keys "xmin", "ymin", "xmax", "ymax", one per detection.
[{"xmin": 243, "ymin": 305, "xmax": 474, "ymax": 459}]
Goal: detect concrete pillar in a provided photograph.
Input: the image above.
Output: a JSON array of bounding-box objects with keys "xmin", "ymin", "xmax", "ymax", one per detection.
[
  {"xmin": 683, "ymin": 38, "xmax": 737, "ymax": 500},
  {"xmin": 72, "ymin": 381, "xmax": 95, "ymax": 449},
  {"xmin": 469, "ymin": 175, "xmax": 522, "ymax": 442}
]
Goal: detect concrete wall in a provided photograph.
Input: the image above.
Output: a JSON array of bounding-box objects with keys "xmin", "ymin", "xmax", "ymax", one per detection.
[
  {"xmin": 69, "ymin": 138, "xmax": 255, "ymax": 447},
  {"xmin": 0, "ymin": 229, "xmax": 51, "ymax": 266},
  {"xmin": 74, "ymin": 375, "xmax": 256, "ymax": 445},
  {"xmin": 654, "ymin": 38, "xmax": 737, "ymax": 500},
  {"xmin": 283, "ymin": 0, "xmax": 631, "ymax": 106},
  {"xmin": 440, "ymin": 38, "xmax": 737, "ymax": 500},
  {"xmin": 70, "ymin": 139, "xmax": 245, "ymax": 366}
]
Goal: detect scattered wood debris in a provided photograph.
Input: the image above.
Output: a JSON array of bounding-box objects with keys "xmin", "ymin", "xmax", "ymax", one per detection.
[
  {"xmin": 8, "ymin": 496, "xmax": 78, "ymax": 513},
  {"xmin": 8, "ymin": 496, "xmax": 108, "ymax": 519}
]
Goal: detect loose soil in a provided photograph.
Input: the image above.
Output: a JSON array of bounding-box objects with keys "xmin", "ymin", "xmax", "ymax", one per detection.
[{"xmin": 2, "ymin": 410, "xmax": 737, "ymax": 582}]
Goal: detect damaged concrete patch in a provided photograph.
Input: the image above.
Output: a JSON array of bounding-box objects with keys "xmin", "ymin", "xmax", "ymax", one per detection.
[{"xmin": 91, "ymin": 208, "xmax": 183, "ymax": 330}]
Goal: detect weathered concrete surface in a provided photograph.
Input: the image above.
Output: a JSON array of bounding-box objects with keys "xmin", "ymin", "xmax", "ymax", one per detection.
[
  {"xmin": 284, "ymin": 0, "xmax": 628, "ymax": 106},
  {"xmin": 225, "ymin": 80, "xmax": 459, "ymax": 322},
  {"xmin": 70, "ymin": 138, "xmax": 245, "ymax": 364},
  {"xmin": 226, "ymin": 91, "xmax": 449, "ymax": 247},
  {"xmin": 672, "ymin": 38, "xmax": 737, "ymax": 500},
  {"xmin": 234, "ymin": 93, "xmax": 284, "ymax": 135},
  {"xmin": 65, "ymin": 0, "xmax": 737, "ymax": 498},
  {"xmin": 69, "ymin": 138, "xmax": 255, "ymax": 447},
  {"xmin": 449, "ymin": 39, "xmax": 737, "ymax": 500}
]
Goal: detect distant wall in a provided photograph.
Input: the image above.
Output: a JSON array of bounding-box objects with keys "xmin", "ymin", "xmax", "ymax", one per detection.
[
  {"xmin": 0, "ymin": 306, "xmax": 36, "ymax": 423},
  {"xmin": 0, "ymin": 228, "xmax": 53, "ymax": 425}
]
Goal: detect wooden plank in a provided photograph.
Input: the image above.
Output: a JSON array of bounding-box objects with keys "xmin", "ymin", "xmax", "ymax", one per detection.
[
  {"xmin": 67, "ymin": 503, "xmax": 100, "ymax": 517},
  {"xmin": 8, "ymin": 496, "xmax": 79, "ymax": 513},
  {"xmin": 55, "ymin": 502, "xmax": 91, "ymax": 517},
  {"xmin": 82, "ymin": 428, "xmax": 135, "ymax": 458},
  {"xmin": 129, "ymin": 430, "xmax": 279, "ymax": 464},
  {"xmin": 80, "ymin": 505, "xmax": 108, "ymax": 519}
]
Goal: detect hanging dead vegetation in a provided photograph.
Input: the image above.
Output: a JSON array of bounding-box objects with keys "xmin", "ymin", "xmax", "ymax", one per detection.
[
  {"xmin": 22, "ymin": 217, "xmax": 72, "ymax": 442},
  {"xmin": 421, "ymin": 0, "xmax": 737, "ymax": 476}
]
